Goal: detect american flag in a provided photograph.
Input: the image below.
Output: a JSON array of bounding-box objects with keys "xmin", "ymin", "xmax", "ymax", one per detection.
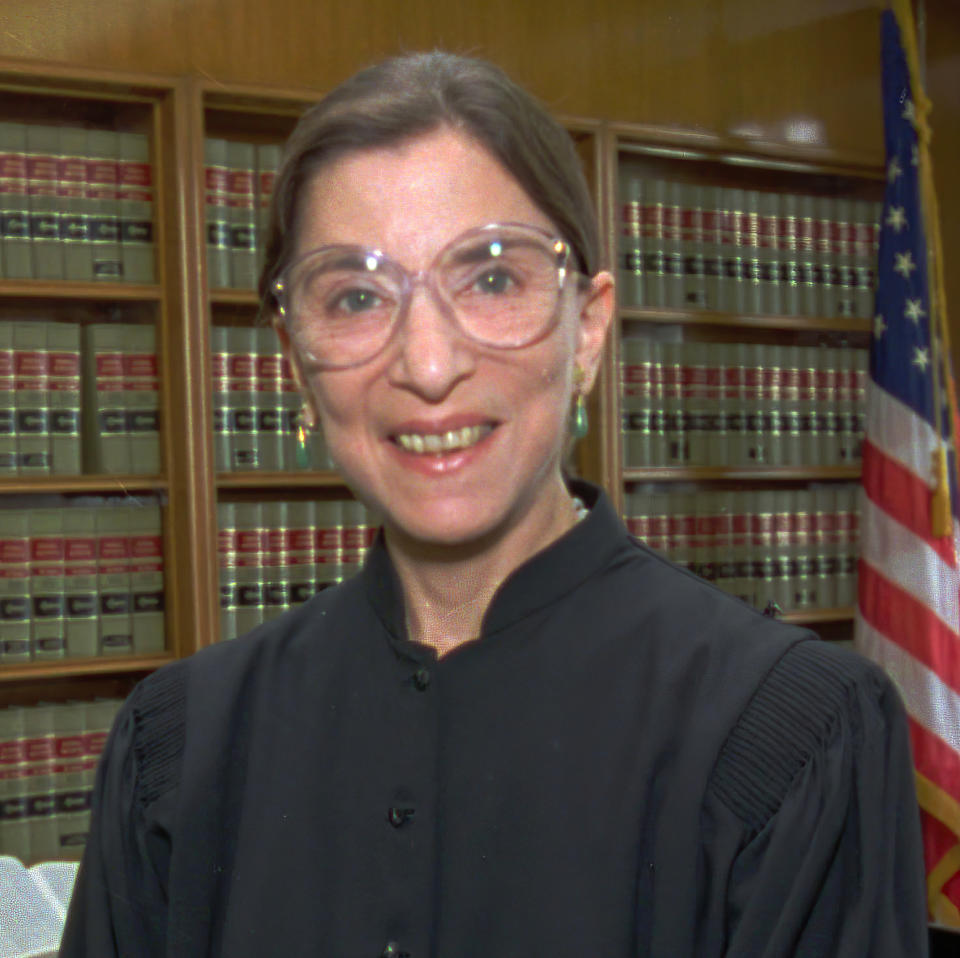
[{"xmin": 855, "ymin": 5, "xmax": 960, "ymax": 925}]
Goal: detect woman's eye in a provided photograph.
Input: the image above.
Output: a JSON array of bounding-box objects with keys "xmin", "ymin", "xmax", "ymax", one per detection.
[
  {"xmin": 473, "ymin": 268, "xmax": 515, "ymax": 295},
  {"xmin": 332, "ymin": 287, "xmax": 383, "ymax": 314}
]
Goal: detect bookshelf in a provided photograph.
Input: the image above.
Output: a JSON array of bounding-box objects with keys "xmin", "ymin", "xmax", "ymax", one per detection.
[
  {"xmin": 0, "ymin": 64, "xmax": 886, "ymax": 689},
  {"xmin": 601, "ymin": 123, "xmax": 885, "ymax": 631}
]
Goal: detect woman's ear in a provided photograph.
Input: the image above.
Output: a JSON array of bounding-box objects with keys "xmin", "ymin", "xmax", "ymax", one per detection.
[
  {"xmin": 574, "ymin": 270, "xmax": 616, "ymax": 393},
  {"xmin": 272, "ymin": 314, "xmax": 319, "ymax": 429}
]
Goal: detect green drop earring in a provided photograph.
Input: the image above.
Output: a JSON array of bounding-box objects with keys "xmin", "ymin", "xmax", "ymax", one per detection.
[
  {"xmin": 570, "ymin": 367, "xmax": 589, "ymax": 440},
  {"xmin": 295, "ymin": 407, "xmax": 313, "ymax": 470}
]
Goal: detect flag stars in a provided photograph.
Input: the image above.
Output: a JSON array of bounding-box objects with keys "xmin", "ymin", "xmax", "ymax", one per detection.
[
  {"xmin": 913, "ymin": 346, "xmax": 930, "ymax": 372},
  {"xmin": 874, "ymin": 313, "xmax": 887, "ymax": 339},
  {"xmin": 904, "ymin": 299, "xmax": 927, "ymax": 323},
  {"xmin": 894, "ymin": 250, "xmax": 917, "ymax": 279},
  {"xmin": 911, "ymin": 144, "xmax": 919, "ymax": 167},
  {"xmin": 888, "ymin": 156, "xmax": 903, "ymax": 182},
  {"xmin": 902, "ymin": 98, "xmax": 916, "ymax": 126},
  {"xmin": 886, "ymin": 206, "xmax": 908, "ymax": 232}
]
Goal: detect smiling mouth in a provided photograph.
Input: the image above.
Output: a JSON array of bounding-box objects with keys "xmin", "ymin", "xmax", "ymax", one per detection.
[{"xmin": 394, "ymin": 423, "xmax": 494, "ymax": 454}]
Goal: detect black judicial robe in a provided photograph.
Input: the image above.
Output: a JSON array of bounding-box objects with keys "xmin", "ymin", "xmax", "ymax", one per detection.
[{"xmin": 61, "ymin": 482, "xmax": 928, "ymax": 957}]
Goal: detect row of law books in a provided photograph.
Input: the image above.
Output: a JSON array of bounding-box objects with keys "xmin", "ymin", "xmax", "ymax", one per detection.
[
  {"xmin": 0, "ymin": 698, "xmax": 121, "ymax": 865},
  {"xmin": 0, "ymin": 122, "xmax": 154, "ymax": 284},
  {"xmin": 218, "ymin": 498, "xmax": 377, "ymax": 640},
  {"xmin": 617, "ymin": 171, "xmax": 882, "ymax": 318},
  {"xmin": 621, "ymin": 338, "xmax": 868, "ymax": 468},
  {"xmin": 0, "ymin": 321, "xmax": 160, "ymax": 475},
  {"xmin": 205, "ymin": 137, "xmax": 281, "ymax": 290},
  {"xmin": 0, "ymin": 498, "xmax": 165, "ymax": 665},
  {"xmin": 624, "ymin": 483, "xmax": 860, "ymax": 613},
  {"xmin": 211, "ymin": 325, "xmax": 335, "ymax": 473}
]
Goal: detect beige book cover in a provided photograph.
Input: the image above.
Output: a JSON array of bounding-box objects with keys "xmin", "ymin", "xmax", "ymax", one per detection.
[
  {"xmin": 0, "ymin": 511, "xmax": 31, "ymax": 663},
  {"xmin": 128, "ymin": 500, "xmax": 166, "ymax": 654},
  {"xmin": 204, "ymin": 137, "xmax": 232, "ymax": 288},
  {"xmin": 255, "ymin": 326, "xmax": 283, "ymax": 472},
  {"xmin": 286, "ymin": 500, "xmax": 316, "ymax": 607},
  {"xmin": 0, "ymin": 707, "xmax": 30, "ymax": 863},
  {"xmin": 85, "ymin": 129, "xmax": 122, "ymax": 281},
  {"xmin": 210, "ymin": 325, "xmax": 231, "ymax": 472},
  {"xmin": 313, "ymin": 498, "xmax": 343, "ymax": 591},
  {"xmin": 0, "ymin": 322, "xmax": 14, "ymax": 472},
  {"xmin": 51, "ymin": 702, "xmax": 95, "ymax": 860},
  {"xmin": 118, "ymin": 131, "xmax": 156, "ymax": 284},
  {"xmin": 62, "ymin": 506, "xmax": 99, "ymax": 657},
  {"xmin": 0, "ymin": 120, "xmax": 32, "ymax": 278},
  {"xmin": 58, "ymin": 126, "xmax": 92, "ymax": 282},
  {"xmin": 255, "ymin": 143, "xmax": 281, "ymax": 275},
  {"xmin": 47, "ymin": 320, "xmax": 81, "ymax": 475},
  {"xmin": 21, "ymin": 704, "xmax": 58, "ymax": 865},
  {"xmin": 217, "ymin": 501, "xmax": 238, "ymax": 641},
  {"xmin": 28, "ymin": 508, "xmax": 66, "ymax": 661},
  {"xmin": 226, "ymin": 140, "xmax": 257, "ymax": 289},
  {"xmin": 13, "ymin": 321, "xmax": 50, "ymax": 474},
  {"xmin": 233, "ymin": 501, "xmax": 264, "ymax": 635},
  {"xmin": 124, "ymin": 324, "xmax": 161, "ymax": 474},
  {"xmin": 82, "ymin": 323, "xmax": 130, "ymax": 474},
  {"xmin": 25, "ymin": 124, "xmax": 62, "ymax": 281},
  {"xmin": 226, "ymin": 326, "xmax": 259, "ymax": 470},
  {"xmin": 96, "ymin": 503, "xmax": 133, "ymax": 655},
  {"xmin": 260, "ymin": 500, "xmax": 289, "ymax": 621}
]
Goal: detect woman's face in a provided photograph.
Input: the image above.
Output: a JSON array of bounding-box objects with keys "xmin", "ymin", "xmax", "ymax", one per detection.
[{"xmin": 277, "ymin": 127, "xmax": 612, "ymax": 551}]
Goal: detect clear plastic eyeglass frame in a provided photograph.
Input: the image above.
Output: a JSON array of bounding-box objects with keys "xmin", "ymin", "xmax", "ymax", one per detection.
[{"xmin": 272, "ymin": 222, "xmax": 581, "ymax": 370}]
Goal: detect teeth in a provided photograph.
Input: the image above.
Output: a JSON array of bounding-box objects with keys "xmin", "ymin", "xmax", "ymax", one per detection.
[{"xmin": 396, "ymin": 424, "xmax": 491, "ymax": 454}]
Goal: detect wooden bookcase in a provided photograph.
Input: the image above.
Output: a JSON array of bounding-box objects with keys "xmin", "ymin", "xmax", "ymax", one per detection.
[
  {"xmin": 599, "ymin": 123, "xmax": 885, "ymax": 638},
  {"xmin": 0, "ymin": 60, "xmax": 885, "ymax": 706}
]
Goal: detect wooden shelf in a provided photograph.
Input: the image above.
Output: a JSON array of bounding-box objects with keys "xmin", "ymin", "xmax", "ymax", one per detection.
[
  {"xmin": 217, "ymin": 470, "xmax": 346, "ymax": 489},
  {"xmin": 0, "ymin": 475, "xmax": 167, "ymax": 495},
  {"xmin": 619, "ymin": 305, "xmax": 871, "ymax": 334},
  {"xmin": 622, "ymin": 465, "xmax": 861, "ymax": 483},
  {"xmin": 0, "ymin": 653, "xmax": 176, "ymax": 684},
  {"xmin": 0, "ymin": 279, "xmax": 163, "ymax": 301}
]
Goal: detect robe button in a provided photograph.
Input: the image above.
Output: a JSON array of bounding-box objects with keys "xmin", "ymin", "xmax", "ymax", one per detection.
[
  {"xmin": 387, "ymin": 806, "xmax": 414, "ymax": 827},
  {"xmin": 413, "ymin": 667, "xmax": 431, "ymax": 690}
]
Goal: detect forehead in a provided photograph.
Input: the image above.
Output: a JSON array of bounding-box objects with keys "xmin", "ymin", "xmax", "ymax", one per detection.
[{"xmin": 293, "ymin": 128, "xmax": 555, "ymax": 266}]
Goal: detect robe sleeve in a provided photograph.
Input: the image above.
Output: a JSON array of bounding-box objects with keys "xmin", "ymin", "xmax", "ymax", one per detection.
[
  {"xmin": 702, "ymin": 639, "xmax": 928, "ymax": 957},
  {"xmin": 59, "ymin": 669, "xmax": 182, "ymax": 958}
]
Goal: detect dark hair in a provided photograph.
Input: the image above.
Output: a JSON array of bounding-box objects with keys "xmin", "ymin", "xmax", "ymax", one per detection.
[{"xmin": 258, "ymin": 51, "xmax": 600, "ymax": 308}]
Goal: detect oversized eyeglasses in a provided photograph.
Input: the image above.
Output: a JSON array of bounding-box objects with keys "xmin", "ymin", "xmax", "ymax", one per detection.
[{"xmin": 272, "ymin": 223, "xmax": 580, "ymax": 370}]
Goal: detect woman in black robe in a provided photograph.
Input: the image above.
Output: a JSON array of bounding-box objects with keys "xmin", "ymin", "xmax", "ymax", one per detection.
[{"xmin": 61, "ymin": 51, "xmax": 928, "ymax": 957}]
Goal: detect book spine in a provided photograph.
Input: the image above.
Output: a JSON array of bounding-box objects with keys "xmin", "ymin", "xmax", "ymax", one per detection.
[
  {"xmin": 780, "ymin": 344, "xmax": 803, "ymax": 467},
  {"xmin": 835, "ymin": 484, "xmax": 859, "ymax": 608},
  {"xmin": 702, "ymin": 185, "xmax": 724, "ymax": 312},
  {"xmin": 255, "ymin": 143, "xmax": 281, "ymax": 278},
  {"xmin": 834, "ymin": 196, "xmax": 857, "ymax": 318},
  {"xmin": 814, "ymin": 195, "xmax": 835, "ymax": 318},
  {"xmin": 26, "ymin": 124, "xmax": 62, "ymax": 281},
  {"xmin": 22, "ymin": 705, "xmax": 58, "ymax": 863},
  {"xmin": 255, "ymin": 326, "xmax": 283, "ymax": 472},
  {"xmin": 813, "ymin": 485, "xmax": 838, "ymax": 610},
  {"xmin": 796, "ymin": 193, "xmax": 818, "ymax": 316},
  {"xmin": 646, "ymin": 179, "xmax": 667, "ymax": 307},
  {"xmin": 664, "ymin": 181, "xmax": 685, "ymax": 308},
  {"xmin": 743, "ymin": 342, "xmax": 764, "ymax": 465},
  {"xmin": 51, "ymin": 703, "xmax": 94, "ymax": 858},
  {"xmin": 620, "ymin": 335, "xmax": 651, "ymax": 467},
  {"xmin": 118, "ymin": 131, "xmax": 156, "ymax": 284},
  {"xmin": 314, "ymin": 499, "xmax": 342, "ymax": 589},
  {"xmin": 210, "ymin": 326, "xmax": 231, "ymax": 472},
  {"xmin": 0, "ymin": 512, "xmax": 31, "ymax": 663},
  {"xmin": 772, "ymin": 488, "xmax": 793, "ymax": 612},
  {"xmin": 779, "ymin": 192, "xmax": 800, "ymax": 317},
  {"xmin": 129, "ymin": 500, "xmax": 165, "ymax": 654},
  {"xmin": 758, "ymin": 191, "xmax": 781, "ymax": 316},
  {"xmin": 86, "ymin": 130, "xmax": 123, "ymax": 281},
  {"xmin": 97, "ymin": 504, "xmax": 133, "ymax": 655},
  {"xmin": 0, "ymin": 322, "xmax": 14, "ymax": 473},
  {"xmin": 62, "ymin": 506, "xmax": 99, "ymax": 657},
  {"xmin": 204, "ymin": 138, "xmax": 232, "ymax": 288},
  {"xmin": 226, "ymin": 326, "xmax": 259, "ymax": 470},
  {"xmin": 261, "ymin": 500, "xmax": 289, "ymax": 621},
  {"xmin": 0, "ymin": 121, "xmax": 32, "ymax": 279},
  {"xmin": 751, "ymin": 489, "xmax": 777, "ymax": 612},
  {"xmin": 233, "ymin": 502, "xmax": 264, "ymax": 634},
  {"xmin": 0, "ymin": 706, "xmax": 30, "ymax": 862},
  {"xmin": 280, "ymin": 353, "xmax": 303, "ymax": 470},
  {"xmin": 124, "ymin": 324, "xmax": 161, "ymax": 474},
  {"xmin": 217, "ymin": 501, "xmax": 238, "ymax": 641},
  {"xmin": 852, "ymin": 197, "xmax": 876, "ymax": 319},
  {"xmin": 82, "ymin": 323, "xmax": 131, "ymax": 473},
  {"xmin": 47, "ymin": 320, "xmax": 82, "ymax": 475},
  {"xmin": 226, "ymin": 141, "xmax": 258, "ymax": 290},
  {"xmin": 742, "ymin": 190, "xmax": 762, "ymax": 315},
  {"xmin": 680, "ymin": 183, "xmax": 707, "ymax": 309},
  {"xmin": 617, "ymin": 166, "xmax": 644, "ymax": 308},
  {"xmin": 58, "ymin": 126, "xmax": 92, "ymax": 282},
  {"xmin": 286, "ymin": 500, "xmax": 316, "ymax": 607},
  {"xmin": 762, "ymin": 344, "xmax": 783, "ymax": 466},
  {"xmin": 725, "ymin": 188, "xmax": 747, "ymax": 315},
  {"xmin": 28, "ymin": 507, "xmax": 66, "ymax": 660},
  {"xmin": 13, "ymin": 320, "xmax": 50, "ymax": 474}
]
